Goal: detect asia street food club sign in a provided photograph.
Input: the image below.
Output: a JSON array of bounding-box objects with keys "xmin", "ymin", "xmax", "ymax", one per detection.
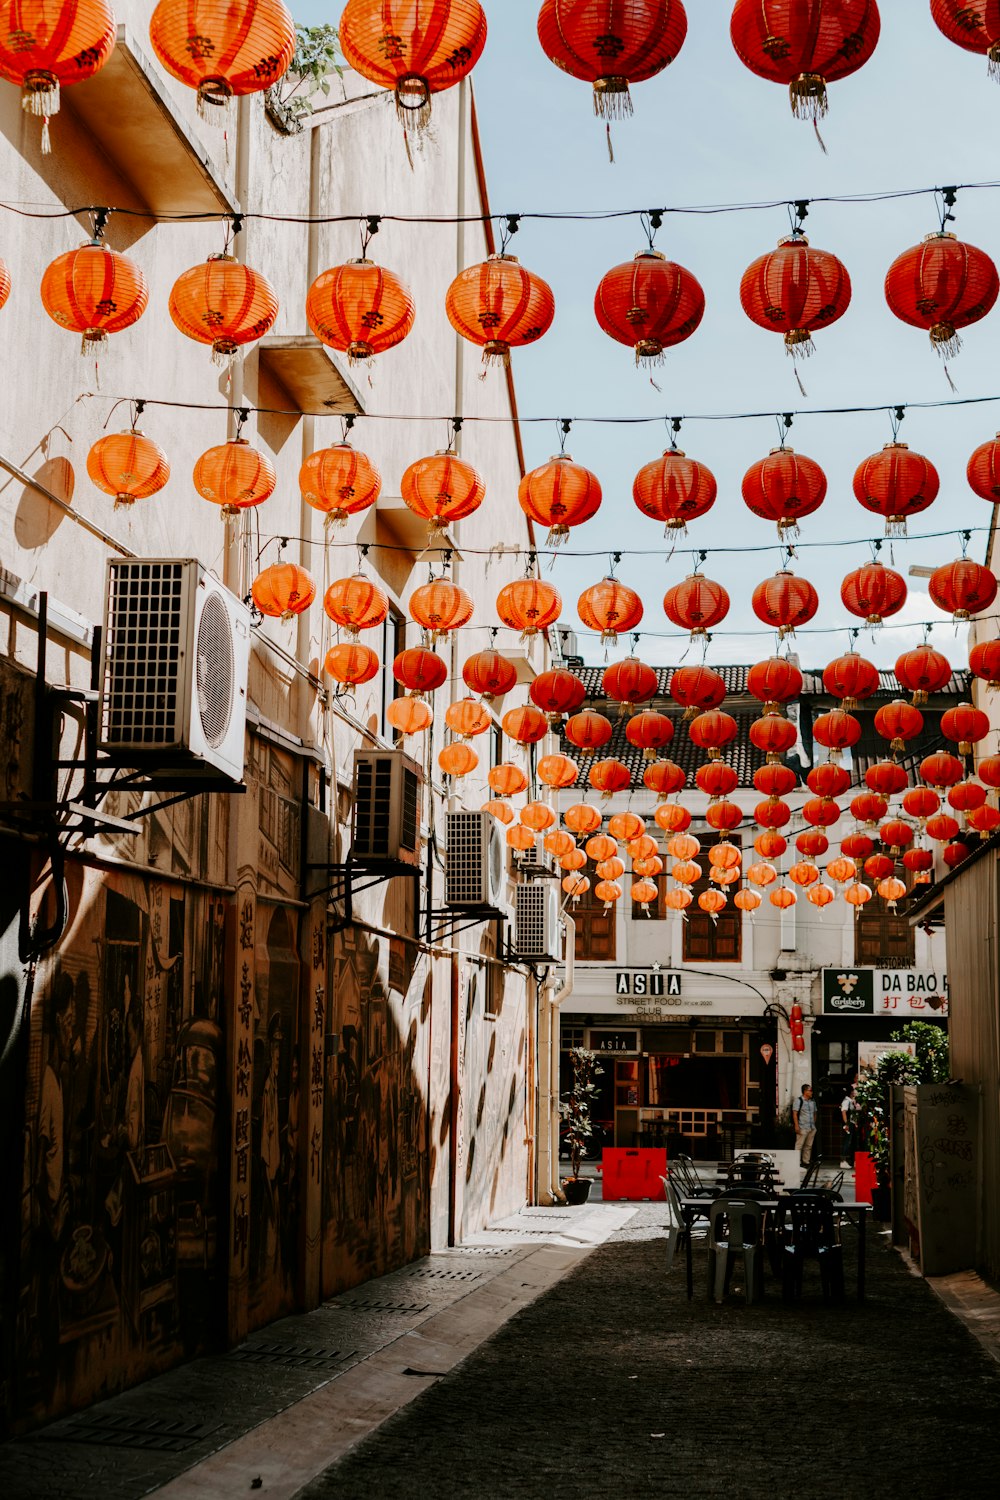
[
  {"xmin": 822, "ymin": 969, "xmax": 949, "ymax": 1017},
  {"xmin": 615, "ymin": 971, "xmax": 682, "ymax": 999}
]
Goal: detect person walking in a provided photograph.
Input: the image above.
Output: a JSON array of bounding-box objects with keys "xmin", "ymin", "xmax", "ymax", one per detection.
[
  {"xmin": 793, "ymin": 1083, "xmax": 818, "ymax": 1168},
  {"xmin": 841, "ymin": 1082, "xmax": 858, "ymax": 1168}
]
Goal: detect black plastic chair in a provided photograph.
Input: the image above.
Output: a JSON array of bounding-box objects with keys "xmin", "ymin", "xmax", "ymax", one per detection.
[
  {"xmin": 798, "ymin": 1157, "xmax": 821, "ymax": 1190},
  {"xmin": 673, "ymin": 1153, "xmax": 717, "ymax": 1198},
  {"xmin": 778, "ymin": 1194, "xmax": 845, "ymax": 1304}
]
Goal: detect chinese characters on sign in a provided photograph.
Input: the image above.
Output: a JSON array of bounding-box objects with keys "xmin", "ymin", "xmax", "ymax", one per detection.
[{"xmin": 822, "ymin": 969, "xmax": 949, "ymax": 1017}]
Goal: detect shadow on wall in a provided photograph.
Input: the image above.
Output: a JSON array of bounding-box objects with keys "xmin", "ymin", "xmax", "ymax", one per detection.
[{"xmin": 13, "ymin": 456, "xmax": 75, "ymax": 551}]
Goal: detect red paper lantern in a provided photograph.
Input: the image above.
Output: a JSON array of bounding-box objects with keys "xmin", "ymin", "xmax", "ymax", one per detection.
[
  {"xmin": 41, "ymin": 240, "xmax": 147, "ymax": 354},
  {"xmin": 497, "ymin": 579, "xmax": 562, "ymax": 639},
  {"xmin": 340, "ymin": 0, "xmax": 486, "ymax": 126},
  {"xmin": 841, "ymin": 560, "xmax": 907, "ymax": 626},
  {"xmin": 867, "ymin": 761, "xmax": 910, "ymax": 798},
  {"xmin": 864, "ymin": 854, "xmax": 894, "ymax": 882},
  {"xmin": 921, "ymin": 752, "xmax": 966, "ymax": 789},
  {"xmin": 803, "ymin": 797, "xmax": 842, "ymax": 829},
  {"xmin": 808, "ymin": 763, "xmax": 851, "ymax": 798},
  {"xmin": 324, "ymin": 574, "xmax": 388, "ymax": 636},
  {"xmin": 903, "ymin": 847, "xmax": 935, "ymax": 877},
  {"xmin": 903, "ymin": 787, "xmax": 941, "ymax": 822},
  {"xmin": 169, "ymin": 255, "xmax": 278, "ymax": 364},
  {"xmin": 930, "ymin": 559, "xmax": 998, "ymax": 620},
  {"xmin": 896, "ymin": 645, "xmax": 953, "ymax": 704},
  {"xmin": 823, "ymin": 653, "xmax": 880, "ymax": 709},
  {"xmin": 853, "ymin": 442, "xmax": 940, "ymax": 537},
  {"xmin": 0, "ymin": 0, "xmax": 116, "ymax": 151},
  {"xmin": 852, "ymin": 792, "xmax": 888, "ymax": 827},
  {"xmin": 796, "ymin": 829, "xmax": 829, "ymax": 858},
  {"xmin": 150, "ymin": 0, "xmax": 294, "ymax": 109},
  {"xmin": 564, "ymin": 710, "xmax": 613, "ymax": 754},
  {"xmin": 300, "ymin": 443, "xmax": 382, "ymax": 527},
  {"xmin": 969, "ymin": 638, "xmax": 1000, "ymax": 690},
  {"xmin": 251, "ymin": 563, "xmax": 315, "ymax": 621},
  {"xmin": 707, "ymin": 800, "xmax": 744, "ymax": 833},
  {"xmin": 742, "ymin": 447, "xmax": 827, "ymax": 539},
  {"xmin": 396, "ymin": 647, "xmax": 449, "ymax": 695},
  {"xmin": 600, "ymin": 658, "xmax": 655, "ymax": 718},
  {"xmin": 701, "ymin": 762, "xmax": 741, "ymax": 798},
  {"xmin": 942, "ymin": 701, "xmax": 991, "ymax": 754},
  {"xmin": 325, "ymin": 642, "xmax": 380, "ymax": 686},
  {"xmin": 750, "ymin": 715, "xmax": 798, "ymax": 762},
  {"xmin": 490, "ymin": 763, "xmax": 529, "ymax": 798},
  {"xmin": 967, "ymin": 432, "xmax": 1000, "ymax": 502},
  {"xmin": 646, "ymin": 760, "xmax": 686, "ymax": 799},
  {"xmin": 755, "ymin": 830, "xmax": 787, "ymax": 859},
  {"xmin": 740, "ymin": 235, "xmax": 851, "ymax": 360},
  {"xmin": 927, "ymin": 813, "xmax": 961, "ymax": 843},
  {"xmin": 880, "ymin": 820, "xmax": 914, "ymax": 854},
  {"xmin": 463, "ymin": 649, "xmax": 517, "ymax": 701},
  {"xmin": 874, "ymin": 699, "xmax": 924, "ymax": 753},
  {"xmin": 968, "ymin": 805, "xmax": 1000, "ymax": 838},
  {"xmin": 980, "ymin": 755, "xmax": 1000, "ymax": 788},
  {"xmin": 841, "ymin": 832, "xmax": 875, "ymax": 861},
  {"xmin": 589, "ymin": 758, "xmax": 632, "ymax": 798},
  {"xmin": 87, "ymin": 429, "xmax": 169, "ymax": 509},
  {"xmin": 756, "ymin": 763, "xmax": 797, "ymax": 798},
  {"xmin": 519, "ymin": 454, "xmax": 601, "ymax": 545},
  {"xmin": 626, "ymin": 711, "xmax": 675, "ymax": 760},
  {"xmin": 755, "ymin": 797, "xmax": 791, "ymax": 829},
  {"xmin": 531, "ymin": 669, "xmax": 587, "ymax": 722},
  {"xmin": 402, "ymin": 450, "xmax": 485, "ymax": 532},
  {"xmin": 944, "ymin": 842, "xmax": 972, "ymax": 870},
  {"xmin": 538, "ymin": 754, "xmax": 580, "ymax": 790},
  {"xmin": 747, "ymin": 656, "xmax": 804, "ymax": 713},
  {"xmin": 446, "ymin": 254, "xmax": 554, "ymax": 367},
  {"xmin": 537, "ymin": 0, "xmax": 688, "ymax": 116},
  {"xmin": 751, "ymin": 570, "xmax": 819, "ymax": 638},
  {"xmin": 594, "ymin": 251, "xmax": 705, "ymax": 367},
  {"xmin": 689, "ymin": 710, "xmax": 738, "ymax": 760},
  {"xmin": 948, "ymin": 780, "xmax": 988, "ymax": 814},
  {"xmin": 730, "ymin": 0, "xmax": 881, "ymax": 122},
  {"xmin": 502, "ymin": 705, "xmax": 549, "ymax": 745},
  {"xmin": 578, "ymin": 577, "xmax": 644, "ymax": 641},
  {"xmin": 885, "ymin": 231, "xmax": 999, "ymax": 360},
  {"xmin": 446, "ymin": 699, "xmax": 492, "ymax": 739},
  {"xmin": 307, "ymin": 260, "xmax": 415, "ymax": 363},
  {"xmin": 932, "ymin": 2, "xmax": 1000, "ymax": 76},
  {"xmin": 410, "ymin": 579, "xmax": 474, "ymax": 640},
  {"xmin": 439, "ymin": 742, "xmax": 479, "ymax": 778},
  {"xmin": 669, "ymin": 664, "xmax": 726, "ymax": 717},
  {"xmin": 194, "ymin": 439, "xmax": 276, "ymax": 516},
  {"xmin": 634, "ymin": 448, "xmax": 717, "ymax": 536},
  {"xmin": 664, "ymin": 573, "xmax": 730, "ymax": 638}
]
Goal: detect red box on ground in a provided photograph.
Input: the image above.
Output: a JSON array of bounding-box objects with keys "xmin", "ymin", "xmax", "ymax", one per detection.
[
  {"xmin": 854, "ymin": 1151, "xmax": 876, "ymax": 1204},
  {"xmin": 600, "ymin": 1148, "xmax": 667, "ymax": 1201}
]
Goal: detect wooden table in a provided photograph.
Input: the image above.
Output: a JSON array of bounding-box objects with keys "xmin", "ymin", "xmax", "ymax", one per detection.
[{"xmin": 680, "ymin": 1194, "xmax": 873, "ymax": 1303}]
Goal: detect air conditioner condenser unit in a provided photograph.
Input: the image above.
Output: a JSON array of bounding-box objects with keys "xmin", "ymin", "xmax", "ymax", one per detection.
[
  {"xmin": 514, "ymin": 884, "xmax": 562, "ymax": 963},
  {"xmin": 446, "ymin": 809, "xmax": 506, "ymax": 910},
  {"xmin": 352, "ymin": 750, "xmax": 423, "ymax": 866}
]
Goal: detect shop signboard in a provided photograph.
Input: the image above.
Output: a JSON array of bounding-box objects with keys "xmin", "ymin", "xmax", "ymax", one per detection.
[
  {"xmin": 614, "ymin": 970, "xmax": 682, "ymax": 998},
  {"xmin": 859, "ymin": 1039, "xmax": 917, "ymax": 1079},
  {"xmin": 588, "ymin": 1030, "xmax": 640, "ymax": 1055},
  {"xmin": 822, "ymin": 969, "xmax": 949, "ymax": 1018}
]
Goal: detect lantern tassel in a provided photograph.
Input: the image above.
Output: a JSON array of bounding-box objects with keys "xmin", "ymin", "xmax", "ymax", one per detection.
[
  {"xmin": 546, "ymin": 524, "xmax": 569, "ymax": 548},
  {"xmin": 931, "ymin": 323, "xmax": 962, "ymax": 361},
  {"xmin": 793, "ymin": 364, "xmax": 809, "ymax": 399},
  {"xmin": 885, "ymin": 517, "xmax": 908, "ymax": 539},
  {"xmin": 113, "ymin": 494, "xmax": 135, "ymax": 512},
  {"xmin": 593, "ymin": 78, "xmax": 633, "ymax": 121},
  {"xmin": 606, "ymin": 124, "xmax": 615, "ymax": 164},
  {"xmin": 785, "ymin": 330, "xmax": 815, "ymax": 361},
  {"xmin": 989, "ymin": 43, "xmax": 1000, "ymax": 82}
]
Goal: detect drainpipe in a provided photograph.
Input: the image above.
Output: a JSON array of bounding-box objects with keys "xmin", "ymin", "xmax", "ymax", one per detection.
[{"xmin": 539, "ymin": 912, "xmax": 575, "ymax": 1203}]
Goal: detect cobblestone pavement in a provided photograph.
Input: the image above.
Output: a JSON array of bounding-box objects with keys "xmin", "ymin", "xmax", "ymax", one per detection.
[
  {"xmin": 0, "ymin": 1206, "xmax": 630, "ymax": 1500},
  {"xmin": 300, "ymin": 1208, "xmax": 1000, "ymax": 1500}
]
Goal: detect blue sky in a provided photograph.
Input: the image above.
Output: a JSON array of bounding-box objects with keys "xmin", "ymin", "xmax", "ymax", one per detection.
[{"xmin": 297, "ymin": 2, "xmax": 1000, "ymax": 669}]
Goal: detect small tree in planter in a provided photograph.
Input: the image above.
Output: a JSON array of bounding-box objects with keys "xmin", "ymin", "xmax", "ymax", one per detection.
[{"xmin": 560, "ymin": 1047, "xmax": 603, "ymax": 1205}]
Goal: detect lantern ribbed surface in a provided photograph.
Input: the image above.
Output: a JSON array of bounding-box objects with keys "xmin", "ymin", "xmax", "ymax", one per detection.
[
  {"xmin": 0, "ymin": 0, "xmax": 116, "ymax": 141},
  {"xmin": 306, "ymin": 261, "xmax": 415, "ymax": 363},
  {"xmin": 251, "ymin": 564, "xmax": 316, "ymax": 620},
  {"xmin": 339, "ymin": 0, "xmax": 486, "ymax": 124},
  {"xmin": 401, "ymin": 450, "xmax": 485, "ymax": 529},
  {"xmin": 463, "ymin": 649, "xmax": 518, "ymax": 700},
  {"xmin": 730, "ymin": 0, "xmax": 881, "ymax": 119},
  {"xmin": 664, "ymin": 573, "xmax": 730, "ymax": 635},
  {"xmin": 497, "ymin": 579, "xmax": 562, "ymax": 636},
  {"xmin": 633, "ymin": 449, "xmax": 716, "ymax": 534},
  {"xmin": 0, "ymin": 256, "xmax": 9, "ymax": 309},
  {"xmin": 445, "ymin": 255, "xmax": 554, "ymax": 365},
  {"xmin": 931, "ymin": 1, "xmax": 1000, "ymax": 76},
  {"xmin": 885, "ymin": 233, "xmax": 999, "ymax": 358},
  {"xmin": 967, "ymin": 433, "xmax": 1000, "ymax": 501},
  {"xmin": 578, "ymin": 577, "xmax": 644, "ymax": 639},
  {"xmin": 169, "ymin": 256, "xmax": 278, "ymax": 362},
  {"xmin": 740, "ymin": 236, "xmax": 851, "ymax": 357},
  {"xmin": 325, "ymin": 643, "xmax": 380, "ymax": 685},
  {"xmin": 194, "ymin": 439, "xmax": 276, "ymax": 515},
  {"xmin": 852, "ymin": 442, "xmax": 940, "ymax": 536},
  {"xmin": 537, "ymin": 0, "xmax": 688, "ymax": 116},
  {"xmin": 840, "ymin": 561, "xmax": 907, "ymax": 624},
  {"xmin": 531, "ymin": 669, "xmax": 587, "ymax": 718},
  {"xmin": 747, "ymin": 656, "xmax": 804, "ymax": 709},
  {"xmin": 670, "ymin": 664, "xmax": 726, "ymax": 713},
  {"xmin": 595, "ymin": 251, "xmax": 704, "ymax": 365},
  {"xmin": 324, "ymin": 574, "xmax": 389, "ymax": 633},
  {"xmin": 395, "ymin": 647, "xmax": 449, "ymax": 695},
  {"xmin": 895, "ymin": 645, "xmax": 952, "ymax": 702},
  {"xmin": 823, "ymin": 653, "xmax": 880, "ymax": 707},
  {"xmin": 519, "ymin": 455, "xmax": 602, "ymax": 545},
  {"xmin": 929, "ymin": 559, "xmax": 999, "ymax": 620},
  {"xmin": 149, "ymin": 0, "xmax": 295, "ymax": 105},
  {"xmin": 742, "ymin": 447, "xmax": 826, "ymax": 536},
  {"xmin": 41, "ymin": 242, "xmax": 148, "ymax": 351},
  {"xmin": 87, "ymin": 431, "xmax": 170, "ymax": 509},
  {"xmin": 300, "ymin": 444, "xmax": 382, "ymax": 524},
  {"xmin": 409, "ymin": 579, "xmax": 474, "ymax": 636},
  {"xmin": 502, "ymin": 705, "xmax": 548, "ymax": 745},
  {"xmin": 752, "ymin": 571, "xmax": 819, "ymax": 637}
]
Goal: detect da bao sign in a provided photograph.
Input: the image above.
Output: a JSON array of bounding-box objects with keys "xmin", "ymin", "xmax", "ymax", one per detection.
[{"xmin": 822, "ymin": 969, "xmax": 949, "ymax": 1018}]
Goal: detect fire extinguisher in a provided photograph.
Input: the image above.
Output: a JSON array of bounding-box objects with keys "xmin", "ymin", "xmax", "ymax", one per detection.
[{"xmin": 789, "ymin": 1004, "xmax": 806, "ymax": 1053}]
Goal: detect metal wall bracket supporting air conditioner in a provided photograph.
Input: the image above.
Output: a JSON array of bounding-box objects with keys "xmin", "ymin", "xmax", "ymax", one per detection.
[
  {"xmin": 307, "ymin": 852, "xmax": 423, "ymax": 933},
  {"xmin": 0, "ymin": 595, "xmax": 246, "ymax": 848}
]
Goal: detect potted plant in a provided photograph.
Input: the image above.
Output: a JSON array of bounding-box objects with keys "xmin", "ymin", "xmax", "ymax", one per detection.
[
  {"xmin": 560, "ymin": 1046, "xmax": 603, "ymax": 1206},
  {"xmin": 855, "ymin": 1022, "xmax": 949, "ymax": 1220}
]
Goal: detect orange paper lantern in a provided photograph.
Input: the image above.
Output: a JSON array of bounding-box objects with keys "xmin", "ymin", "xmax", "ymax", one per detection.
[
  {"xmin": 497, "ymin": 578, "xmax": 562, "ymax": 638},
  {"xmin": 538, "ymin": 754, "xmax": 579, "ymax": 790},
  {"xmin": 326, "ymin": 642, "xmax": 380, "ymax": 686},
  {"xmin": 169, "ymin": 255, "xmax": 278, "ymax": 364},
  {"xmin": 439, "ymin": 742, "xmax": 478, "ymax": 778},
  {"xmin": 41, "ymin": 240, "xmax": 147, "ymax": 353},
  {"xmin": 194, "ymin": 438, "xmax": 276, "ymax": 516},
  {"xmin": 340, "ymin": 0, "xmax": 486, "ymax": 126},
  {"xmin": 519, "ymin": 453, "xmax": 602, "ymax": 546},
  {"xmin": 634, "ymin": 448, "xmax": 717, "ymax": 536},
  {"xmin": 324, "ymin": 574, "xmax": 389, "ymax": 636},
  {"xmin": 595, "ymin": 250, "xmax": 704, "ymax": 367},
  {"xmin": 410, "ymin": 579, "xmax": 474, "ymax": 640},
  {"xmin": 87, "ymin": 429, "xmax": 169, "ymax": 509},
  {"xmin": 578, "ymin": 577, "xmax": 644, "ymax": 642},
  {"xmin": 150, "ymin": 0, "xmax": 295, "ymax": 108},
  {"xmin": 502, "ymin": 705, "xmax": 549, "ymax": 745},
  {"xmin": 307, "ymin": 260, "xmax": 415, "ymax": 363},
  {"xmin": 489, "ymin": 763, "xmax": 528, "ymax": 798},
  {"xmin": 446, "ymin": 254, "xmax": 555, "ymax": 367},
  {"xmin": 394, "ymin": 647, "xmax": 449, "ymax": 696},
  {"xmin": 388, "ymin": 697, "xmax": 434, "ymax": 736},
  {"xmin": 464, "ymin": 649, "xmax": 518, "ymax": 701},
  {"xmin": 251, "ymin": 563, "xmax": 316, "ymax": 621},
  {"xmin": 445, "ymin": 698, "xmax": 492, "ymax": 739},
  {"xmin": 401, "ymin": 449, "xmax": 485, "ymax": 532},
  {"xmin": 0, "ymin": 0, "xmax": 116, "ymax": 150},
  {"xmin": 300, "ymin": 443, "xmax": 382, "ymax": 527}
]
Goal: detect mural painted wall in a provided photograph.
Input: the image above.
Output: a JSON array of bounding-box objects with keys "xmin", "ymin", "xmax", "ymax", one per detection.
[{"xmin": 9, "ymin": 863, "xmax": 228, "ymax": 1430}]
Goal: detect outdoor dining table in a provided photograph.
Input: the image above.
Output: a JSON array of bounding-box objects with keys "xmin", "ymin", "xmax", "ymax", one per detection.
[{"xmin": 679, "ymin": 1194, "xmax": 874, "ymax": 1303}]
